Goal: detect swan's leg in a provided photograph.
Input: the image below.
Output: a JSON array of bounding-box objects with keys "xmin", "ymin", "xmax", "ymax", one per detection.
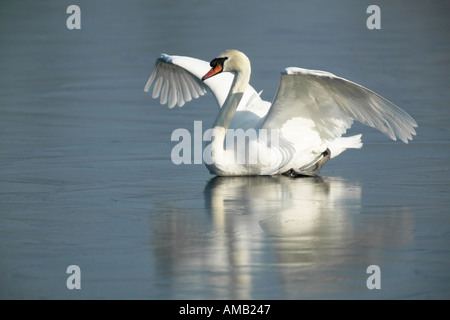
[{"xmin": 283, "ymin": 148, "xmax": 331, "ymax": 178}]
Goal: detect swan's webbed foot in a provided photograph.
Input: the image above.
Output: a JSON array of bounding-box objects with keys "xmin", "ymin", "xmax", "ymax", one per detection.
[{"xmin": 283, "ymin": 148, "xmax": 331, "ymax": 178}]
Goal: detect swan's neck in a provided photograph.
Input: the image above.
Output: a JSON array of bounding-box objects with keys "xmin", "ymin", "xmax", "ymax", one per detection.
[
  {"xmin": 209, "ymin": 69, "xmax": 250, "ymax": 168},
  {"xmin": 213, "ymin": 70, "xmax": 249, "ymax": 130}
]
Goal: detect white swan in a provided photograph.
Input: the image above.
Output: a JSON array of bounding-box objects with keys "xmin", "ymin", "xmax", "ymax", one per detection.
[{"xmin": 145, "ymin": 49, "xmax": 417, "ymax": 177}]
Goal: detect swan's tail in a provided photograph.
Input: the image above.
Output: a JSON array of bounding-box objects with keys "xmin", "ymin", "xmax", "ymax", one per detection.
[{"xmin": 328, "ymin": 134, "xmax": 363, "ymax": 159}]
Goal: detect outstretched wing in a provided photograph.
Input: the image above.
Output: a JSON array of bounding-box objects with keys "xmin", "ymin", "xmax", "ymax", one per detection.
[
  {"xmin": 145, "ymin": 53, "xmax": 268, "ymax": 115},
  {"xmin": 145, "ymin": 54, "xmax": 209, "ymax": 108},
  {"xmin": 262, "ymin": 67, "xmax": 417, "ymax": 143}
]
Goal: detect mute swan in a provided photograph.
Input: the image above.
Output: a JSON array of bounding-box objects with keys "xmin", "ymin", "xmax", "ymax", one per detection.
[{"xmin": 145, "ymin": 49, "xmax": 417, "ymax": 177}]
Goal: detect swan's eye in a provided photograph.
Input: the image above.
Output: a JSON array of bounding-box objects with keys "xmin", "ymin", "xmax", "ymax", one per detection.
[{"xmin": 210, "ymin": 57, "xmax": 228, "ymax": 68}]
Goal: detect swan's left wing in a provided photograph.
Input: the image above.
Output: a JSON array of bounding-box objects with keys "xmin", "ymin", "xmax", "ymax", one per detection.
[{"xmin": 262, "ymin": 68, "xmax": 417, "ymax": 143}]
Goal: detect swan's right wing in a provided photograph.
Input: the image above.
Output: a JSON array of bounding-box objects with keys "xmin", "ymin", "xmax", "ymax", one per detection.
[
  {"xmin": 145, "ymin": 54, "xmax": 209, "ymax": 108},
  {"xmin": 145, "ymin": 54, "xmax": 270, "ymax": 118},
  {"xmin": 145, "ymin": 53, "xmax": 242, "ymax": 109}
]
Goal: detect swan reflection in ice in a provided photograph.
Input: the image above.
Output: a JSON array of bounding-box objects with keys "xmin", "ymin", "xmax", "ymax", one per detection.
[
  {"xmin": 152, "ymin": 176, "xmax": 413, "ymax": 298},
  {"xmin": 204, "ymin": 175, "xmax": 361, "ymax": 239},
  {"xmin": 201, "ymin": 175, "xmax": 363, "ymax": 298}
]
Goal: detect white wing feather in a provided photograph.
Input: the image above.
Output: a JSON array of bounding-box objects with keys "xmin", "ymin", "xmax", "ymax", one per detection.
[
  {"xmin": 262, "ymin": 67, "xmax": 417, "ymax": 144},
  {"xmin": 144, "ymin": 54, "xmax": 208, "ymax": 108},
  {"xmin": 145, "ymin": 53, "xmax": 270, "ymax": 119}
]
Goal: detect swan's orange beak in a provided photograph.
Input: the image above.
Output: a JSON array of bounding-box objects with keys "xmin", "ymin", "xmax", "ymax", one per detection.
[{"xmin": 202, "ymin": 63, "xmax": 222, "ymax": 81}]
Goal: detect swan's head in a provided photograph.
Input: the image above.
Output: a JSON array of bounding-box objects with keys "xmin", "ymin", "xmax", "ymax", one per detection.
[{"xmin": 202, "ymin": 49, "xmax": 251, "ymax": 81}]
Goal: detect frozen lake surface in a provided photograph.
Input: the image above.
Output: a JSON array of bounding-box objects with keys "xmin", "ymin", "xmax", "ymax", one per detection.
[{"xmin": 1, "ymin": 0, "xmax": 449, "ymax": 299}]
